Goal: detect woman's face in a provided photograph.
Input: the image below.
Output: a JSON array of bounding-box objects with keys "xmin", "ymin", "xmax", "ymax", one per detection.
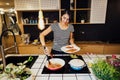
[{"xmin": 61, "ymin": 13, "xmax": 69, "ymax": 25}]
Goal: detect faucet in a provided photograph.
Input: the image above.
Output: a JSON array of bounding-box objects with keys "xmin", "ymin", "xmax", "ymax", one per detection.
[{"xmin": 0, "ymin": 29, "xmax": 18, "ymax": 70}]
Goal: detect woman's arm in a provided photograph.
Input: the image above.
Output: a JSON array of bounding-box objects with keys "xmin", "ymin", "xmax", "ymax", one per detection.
[
  {"xmin": 69, "ymin": 32, "xmax": 74, "ymax": 45},
  {"xmin": 40, "ymin": 26, "xmax": 52, "ymax": 46}
]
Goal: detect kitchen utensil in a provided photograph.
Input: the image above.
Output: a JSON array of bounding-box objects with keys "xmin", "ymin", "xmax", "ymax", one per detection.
[
  {"xmin": 69, "ymin": 59, "xmax": 86, "ymax": 70},
  {"xmin": 44, "ymin": 46, "xmax": 52, "ymax": 64},
  {"xmin": 46, "ymin": 55, "xmax": 51, "ymax": 64},
  {"xmin": 45, "ymin": 58, "xmax": 65, "ymax": 71}
]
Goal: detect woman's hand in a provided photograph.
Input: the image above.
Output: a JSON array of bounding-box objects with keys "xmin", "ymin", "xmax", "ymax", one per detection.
[
  {"xmin": 43, "ymin": 46, "xmax": 53, "ymax": 57},
  {"xmin": 43, "ymin": 46, "xmax": 53, "ymax": 58},
  {"xmin": 43, "ymin": 46, "xmax": 49, "ymax": 55}
]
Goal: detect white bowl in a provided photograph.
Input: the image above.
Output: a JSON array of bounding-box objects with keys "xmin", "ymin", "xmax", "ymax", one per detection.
[{"xmin": 69, "ymin": 59, "xmax": 86, "ymax": 70}]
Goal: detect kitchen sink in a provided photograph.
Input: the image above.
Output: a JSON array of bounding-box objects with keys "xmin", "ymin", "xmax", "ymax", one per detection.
[{"xmin": 0, "ymin": 54, "xmax": 38, "ymax": 68}]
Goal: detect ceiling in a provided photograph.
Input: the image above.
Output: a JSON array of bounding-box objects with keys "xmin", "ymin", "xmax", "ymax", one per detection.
[{"xmin": 0, "ymin": 0, "xmax": 14, "ymax": 9}]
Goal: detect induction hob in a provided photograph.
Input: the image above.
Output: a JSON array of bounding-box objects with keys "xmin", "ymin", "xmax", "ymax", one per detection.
[{"xmin": 42, "ymin": 55, "xmax": 90, "ymax": 74}]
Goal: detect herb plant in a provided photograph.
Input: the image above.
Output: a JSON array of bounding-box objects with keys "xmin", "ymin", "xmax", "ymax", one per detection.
[{"xmin": 91, "ymin": 59, "xmax": 120, "ymax": 80}]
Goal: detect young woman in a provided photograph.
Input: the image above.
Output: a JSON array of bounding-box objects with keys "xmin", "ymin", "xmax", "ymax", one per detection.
[{"xmin": 40, "ymin": 10, "xmax": 75, "ymax": 55}]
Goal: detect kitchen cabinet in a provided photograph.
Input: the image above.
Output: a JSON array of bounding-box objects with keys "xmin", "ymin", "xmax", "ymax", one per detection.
[
  {"xmin": 104, "ymin": 44, "xmax": 120, "ymax": 54},
  {"xmin": 17, "ymin": 10, "xmax": 59, "ymax": 31},
  {"xmin": 18, "ymin": 43, "xmax": 52, "ymax": 54},
  {"xmin": 17, "ymin": 42, "xmax": 120, "ymax": 54},
  {"xmin": 15, "ymin": 0, "xmax": 91, "ymax": 35},
  {"xmin": 2, "ymin": 35, "xmax": 120, "ymax": 54},
  {"xmin": 77, "ymin": 43, "xmax": 104, "ymax": 54},
  {"xmin": 77, "ymin": 43, "xmax": 120, "ymax": 54},
  {"xmin": 61, "ymin": 0, "xmax": 91, "ymax": 24},
  {"xmin": 21, "ymin": 10, "xmax": 59, "ymax": 25},
  {"xmin": 15, "ymin": 0, "xmax": 108, "ymax": 41},
  {"xmin": 15, "ymin": 0, "xmax": 60, "ymax": 35}
]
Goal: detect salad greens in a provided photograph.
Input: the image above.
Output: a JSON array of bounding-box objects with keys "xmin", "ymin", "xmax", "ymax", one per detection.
[
  {"xmin": 92, "ymin": 59, "xmax": 120, "ymax": 80},
  {"xmin": 0, "ymin": 56, "xmax": 33, "ymax": 80}
]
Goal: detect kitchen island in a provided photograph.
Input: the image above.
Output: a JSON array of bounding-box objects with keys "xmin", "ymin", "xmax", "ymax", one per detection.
[{"xmin": 30, "ymin": 54, "xmax": 120, "ymax": 80}]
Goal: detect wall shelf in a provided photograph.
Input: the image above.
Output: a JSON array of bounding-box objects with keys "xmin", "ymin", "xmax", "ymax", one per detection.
[{"xmin": 15, "ymin": 0, "xmax": 91, "ymax": 38}]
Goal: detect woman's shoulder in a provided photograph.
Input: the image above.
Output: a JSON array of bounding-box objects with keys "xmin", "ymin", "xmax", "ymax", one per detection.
[
  {"xmin": 68, "ymin": 24, "xmax": 74, "ymax": 31},
  {"xmin": 50, "ymin": 22, "xmax": 59, "ymax": 30},
  {"xmin": 69, "ymin": 24, "xmax": 74, "ymax": 28}
]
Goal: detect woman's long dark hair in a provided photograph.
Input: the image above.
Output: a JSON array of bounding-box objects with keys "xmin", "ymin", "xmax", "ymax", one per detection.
[{"xmin": 61, "ymin": 9, "xmax": 71, "ymax": 20}]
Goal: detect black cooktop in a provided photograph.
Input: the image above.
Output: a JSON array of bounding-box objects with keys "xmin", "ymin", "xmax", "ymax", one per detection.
[{"xmin": 42, "ymin": 55, "xmax": 90, "ymax": 74}]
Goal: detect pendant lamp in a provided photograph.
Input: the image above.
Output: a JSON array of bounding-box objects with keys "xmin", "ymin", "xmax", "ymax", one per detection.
[{"xmin": 38, "ymin": 0, "xmax": 45, "ymax": 30}]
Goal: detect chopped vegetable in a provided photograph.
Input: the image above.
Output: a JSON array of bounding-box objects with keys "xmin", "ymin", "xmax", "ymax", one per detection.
[{"xmin": 0, "ymin": 56, "xmax": 33, "ymax": 80}]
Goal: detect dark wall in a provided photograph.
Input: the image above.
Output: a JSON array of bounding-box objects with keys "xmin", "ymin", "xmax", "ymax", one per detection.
[
  {"xmin": 73, "ymin": 24, "xmax": 106, "ymax": 42},
  {"xmin": 105, "ymin": 0, "xmax": 120, "ymax": 43},
  {"xmin": 73, "ymin": 0, "xmax": 120, "ymax": 43}
]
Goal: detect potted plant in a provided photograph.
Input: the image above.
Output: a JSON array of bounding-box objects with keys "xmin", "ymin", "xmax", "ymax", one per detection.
[
  {"xmin": 80, "ymin": 14, "xmax": 86, "ymax": 23},
  {"xmin": 91, "ymin": 59, "xmax": 120, "ymax": 80},
  {"xmin": 106, "ymin": 55, "xmax": 120, "ymax": 71},
  {"xmin": 0, "ymin": 56, "xmax": 33, "ymax": 80}
]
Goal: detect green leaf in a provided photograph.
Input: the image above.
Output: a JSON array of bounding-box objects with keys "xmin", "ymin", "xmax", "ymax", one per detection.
[{"xmin": 91, "ymin": 59, "xmax": 120, "ymax": 80}]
